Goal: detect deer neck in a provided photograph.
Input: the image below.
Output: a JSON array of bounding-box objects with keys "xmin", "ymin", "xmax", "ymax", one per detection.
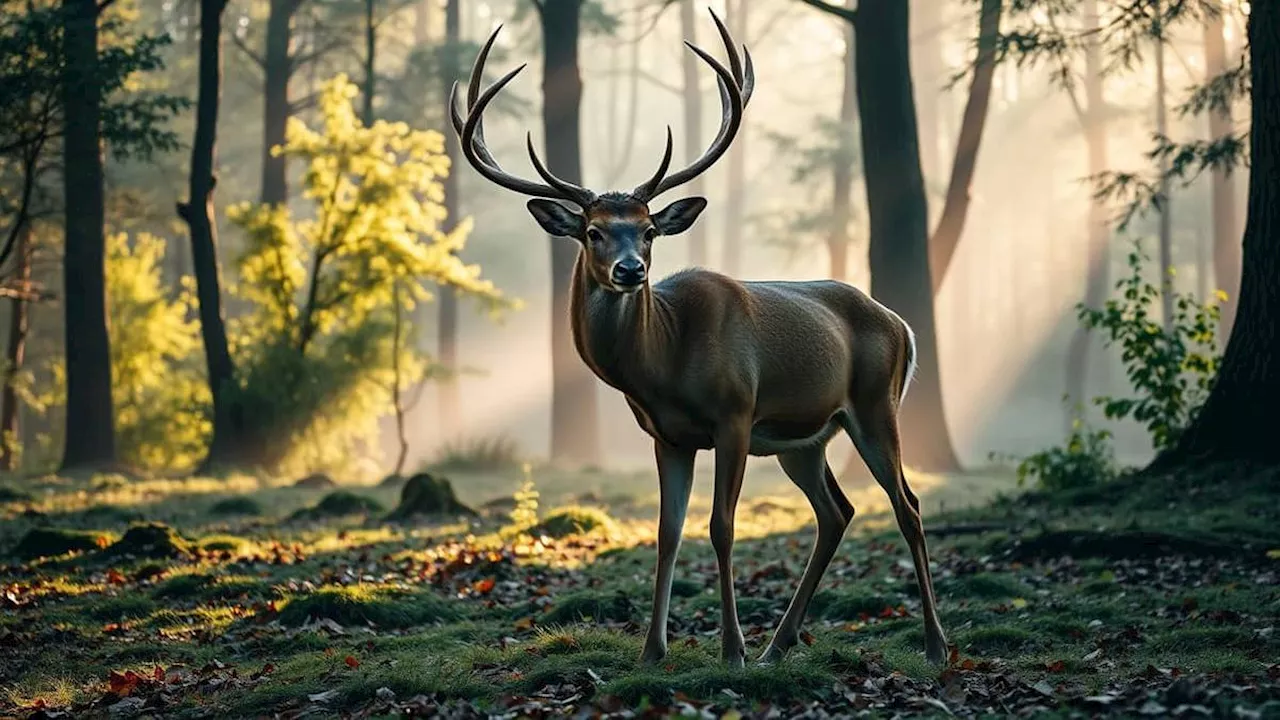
[{"xmin": 569, "ymin": 251, "xmax": 669, "ymax": 394}]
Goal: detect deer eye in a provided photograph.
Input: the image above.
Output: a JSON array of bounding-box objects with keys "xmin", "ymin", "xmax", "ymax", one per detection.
[
  {"xmin": 586, "ymin": 228, "xmax": 604, "ymax": 245},
  {"xmin": 643, "ymin": 227, "xmax": 657, "ymax": 241}
]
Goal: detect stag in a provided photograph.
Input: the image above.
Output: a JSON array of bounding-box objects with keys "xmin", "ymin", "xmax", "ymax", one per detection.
[{"xmin": 450, "ymin": 10, "xmax": 948, "ymax": 668}]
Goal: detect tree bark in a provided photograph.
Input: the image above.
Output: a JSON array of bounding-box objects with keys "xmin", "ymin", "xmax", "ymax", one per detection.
[
  {"xmin": 540, "ymin": 0, "xmax": 599, "ymax": 465},
  {"xmin": 854, "ymin": 0, "xmax": 959, "ymax": 472},
  {"xmin": 828, "ymin": 0, "xmax": 856, "ymax": 282},
  {"xmin": 1064, "ymin": 0, "xmax": 1111, "ymax": 420},
  {"xmin": 437, "ymin": 0, "xmax": 461, "ymax": 433},
  {"xmin": 679, "ymin": 0, "xmax": 708, "ymax": 267},
  {"xmin": 261, "ymin": 0, "xmax": 296, "ymax": 205},
  {"xmin": 181, "ymin": 0, "xmax": 242, "ymax": 470},
  {"xmin": 1205, "ymin": 8, "xmax": 1240, "ymax": 340},
  {"xmin": 1155, "ymin": 4, "xmax": 1174, "ymax": 331},
  {"xmin": 0, "ymin": 228, "xmax": 32, "ymax": 471},
  {"xmin": 721, "ymin": 0, "xmax": 748, "ymax": 276},
  {"xmin": 363, "ymin": 0, "xmax": 375, "ymax": 125},
  {"xmin": 927, "ymin": 0, "xmax": 1001, "ymax": 295},
  {"xmin": 60, "ymin": 0, "xmax": 117, "ymax": 470},
  {"xmin": 1154, "ymin": 3, "xmax": 1280, "ymax": 467}
]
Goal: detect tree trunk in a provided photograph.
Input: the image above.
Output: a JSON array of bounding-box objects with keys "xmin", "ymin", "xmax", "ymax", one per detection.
[
  {"xmin": 1064, "ymin": 0, "xmax": 1111, "ymax": 420},
  {"xmin": 1154, "ymin": 4, "xmax": 1280, "ymax": 467},
  {"xmin": 541, "ymin": 0, "xmax": 599, "ymax": 465},
  {"xmin": 0, "ymin": 228, "xmax": 32, "ymax": 471},
  {"xmin": 854, "ymin": 0, "xmax": 959, "ymax": 472},
  {"xmin": 1155, "ymin": 5, "xmax": 1174, "ymax": 331},
  {"xmin": 679, "ymin": 0, "xmax": 708, "ymax": 267},
  {"xmin": 181, "ymin": 0, "xmax": 242, "ymax": 470},
  {"xmin": 827, "ymin": 0, "xmax": 855, "ymax": 283},
  {"xmin": 911, "ymin": 0, "xmax": 942, "ymax": 188},
  {"xmin": 721, "ymin": 0, "xmax": 748, "ymax": 276},
  {"xmin": 1205, "ymin": 8, "xmax": 1240, "ymax": 340},
  {"xmin": 60, "ymin": 0, "xmax": 117, "ymax": 470},
  {"xmin": 437, "ymin": 0, "xmax": 461, "ymax": 434},
  {"xmin": 927, "ymin": 0, "xmax": 1001, "ymax": 295},
  {"xmin": 261, "ymin": 0, "xmax": 295, "ymax": 205},
  {"xmin": 363, "ymin": 0, "xmax": 375, "ymax": 125}
]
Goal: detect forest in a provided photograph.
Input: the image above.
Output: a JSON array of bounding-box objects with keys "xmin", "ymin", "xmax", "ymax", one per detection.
[{"xmin": 0, "ymin": 0, "xmax": 1277, "ymax": 717}]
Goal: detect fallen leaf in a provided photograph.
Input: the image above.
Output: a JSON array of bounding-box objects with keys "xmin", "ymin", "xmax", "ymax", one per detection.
[
  {"xmin": 513, "ymin": 616, "xmax": 535, "ymax": 631},
  {"xmin": 344, "ymin": 655, "xmax": 360, "ymax": 669}
]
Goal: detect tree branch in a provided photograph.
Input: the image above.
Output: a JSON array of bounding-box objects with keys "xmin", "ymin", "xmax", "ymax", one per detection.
[
  {"xmin": 230, "ymin": 32, "xmax": 266, "ymax": 69},
  {"xmin": 796, "ymin": 0, "xmax": 856, "ymax": 24},
  {"xmin": 96, "ymin": 0, "xmax": 117, "ymax": 13}
]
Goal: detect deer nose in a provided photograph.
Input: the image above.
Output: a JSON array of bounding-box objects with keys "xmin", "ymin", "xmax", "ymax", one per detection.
[{"xmin": 610, "ymin": 259, "xmax": 646, "ymax": 286}]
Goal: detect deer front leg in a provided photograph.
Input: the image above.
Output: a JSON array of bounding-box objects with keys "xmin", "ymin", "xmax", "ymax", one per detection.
[
  {"xmin": 711, "ymin": 419, "xmax": 751, "ymax": 668},
  {"xmin": 640, "ymin": 442, "xmax": 695, "ymax": 665}
]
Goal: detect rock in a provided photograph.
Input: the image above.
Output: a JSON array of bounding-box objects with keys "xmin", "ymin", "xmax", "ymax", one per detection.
[
  {"xmin": 101, "ymin": 522, "xmax": 193, "ymax": 560},
  {"xmin": 292, "ymin": 472, "xmax": 336, "ymax": 489},
  {"xmin": 387, "ymin": 473, "xmax": 475, "ymax": 520}
]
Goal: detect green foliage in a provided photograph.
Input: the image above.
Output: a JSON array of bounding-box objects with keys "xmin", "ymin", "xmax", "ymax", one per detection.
[
  {"xmin": 223, "ymin": 75, "xmax": 511, "ymax": 476},
  {"xmin": 1015, "ymin": 415, "xmax": 1117, "ymax": 491},
  {"xmin": 507, "ymin": 470, "xmax": 540, "ymax": 534},
  {"xmin": 1078, "ymin": 244, "xmax": 1223, "ymax": 452},
  {"xmin": 277, "ymin": 585, "xmax": 461, "ymax": 628},
  {"xmin": 530, "ymin": 505, "xmax": 616, "ymax": 539}
]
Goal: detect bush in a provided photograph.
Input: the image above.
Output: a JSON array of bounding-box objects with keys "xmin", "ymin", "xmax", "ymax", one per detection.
[
  {"xmin": 1077, "ymin": 243, "xmax": 1223, "ymax": 452},
  {"xmin": 1016, "ymin": 416, "xmax": 1117, "ymax": 491}
]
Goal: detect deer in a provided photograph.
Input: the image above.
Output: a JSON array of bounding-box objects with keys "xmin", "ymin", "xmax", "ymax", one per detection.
[{"xmin": 449, "ymin": 9, "xmax": 948, "ymax": 669}]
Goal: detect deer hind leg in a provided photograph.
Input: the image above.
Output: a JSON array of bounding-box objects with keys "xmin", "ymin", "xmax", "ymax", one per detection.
[
  {"xmin": 841, "ymin": 400, "xmax": 949, "ymax": 666},
  {"xmin": 758, "ymin": 444, "xmax": 852, "ymax": 664}
]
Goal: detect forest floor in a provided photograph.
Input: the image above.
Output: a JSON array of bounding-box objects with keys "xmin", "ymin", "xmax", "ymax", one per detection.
[{"xmin": 0, "ymin": 459, "xmax": 1278, "ymax": 719}]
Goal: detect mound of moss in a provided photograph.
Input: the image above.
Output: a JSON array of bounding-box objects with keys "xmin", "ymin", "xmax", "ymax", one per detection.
[
  {"xmin": 530, "ymin": 506, "xmax": 615, "ymax": 539},
  {"xmin": 542, "ymin": 589, "xmax": 638, "ymax": 625},
  {"xmin": 291, "ymin": 491, "xmax": 384, "ymax": 520},
  {"xmin": 278, "ymin": 585, "xmax": 460, "ymax": 628},
  {"xmin": 101, "ymin": 522, "xmax": 193, "ymax": 560},
  {"xmin": 378, "ymin": 473, "xmax": 407, "ymax": 489},
  {"xmin": 386, "ymin": 473, "xmax": 474, "ymax": 520},
  {"xmin": 208, "ymin": 496, "xmax": 263, "ymax": 517},
  {"xmin": 11, "ymin": 527, "xmax": 113, "ymax": 561},
  {"xmin": 0, "ymin": 485, "xmax": 32, "ymax": 504},
  {"xmin": 292, "ymin": 472, "xmax": 336, "ymax": 489}
]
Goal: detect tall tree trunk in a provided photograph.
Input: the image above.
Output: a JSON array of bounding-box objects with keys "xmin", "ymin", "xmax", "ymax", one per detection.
[
  {"xmin": 1064, "ymin": 0, "xmax": 1111, "ymax": 420},
  {"xmin": 679, "ymin": 0, "xmax": 707, "ymax": 267},
  {"xmin": 363, "ymin": 0, "xmax": 375, "ymax": 125},
  {"xmin": 181, "ymin": 0, "xmax": 242, "ymax": 470},
  {"xmin": 1155, "ymin": 4, "xmax": 1174, "ymax": 331},
  {"xmin": 437, "ymin": 0, "xmax": 461, "ymax": 434},
  {"xmin": 60, "ymin": 0, "xmax": 117, "ymax": 470},
  {"xmin": 0, "ymin": 228, "xmax": 32, "ymax": 471},
  {"xmin": 721, "ymin": 0, "xmax": 748, "ymax": 276},
  {"xmin": 927, "ymin": 0, "xmax": 1001, "ymax": 295},
  {"xmin": 854, "ymin": 0, "xmax": 959, "ymax": 472},
  {"xmin": 1154, "ymin": 4, "xmax": 1280, "ymax": 467},
  {"xmin": 541, "ymin": 0, "xmax": 599, "ymax": 464},
  {"xmin": 261, "ymin": 0, "xmax": 296, "ymax": 205},
  {"xmin": 911, "ymin": 0, "xmax": 942, "ymax": 188},
  {"xmin": 827, "ymin": 0, "xmax": 855, "ymax": 283},
  {"xmin": 1205, "ymin": 8, "xmax": 1240, "ymax": 339}
]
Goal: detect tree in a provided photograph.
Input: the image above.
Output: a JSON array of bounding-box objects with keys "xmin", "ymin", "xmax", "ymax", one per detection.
[
  {"xmin": 854, "ymin": 0, "xmax": 959, "ymax": 472},
  {"xmin": 0, "ymin": 228, "xmax": 33, "ymax": 470},
  {"xmin": 536, "ymin": 0, "xmax": 600, "ymax": 465},
  {"xmin": 828, "ymin": 0, "xmax": 855, "ymax": 282},
  {"xmin": 59, "ymin": 0, "xmax": 116, "ymax": 470},
  {"xmin": 438, "ymin": 0, "xmax": 461, "ymax": 433},
  {"xmin": 1156, "ymin": 4, "xmax": 1280, "ymax": 468},
  {"xmin": 679, "ymin": 0, "xmax": 708, "ymax": 268},
  {"xmin": 1204, "ymin": 6, "xmax": 1240, "ymax": 339},
  {"xmin": 178, "ymin": 0, "xmax": 242, "ymax": 470}
]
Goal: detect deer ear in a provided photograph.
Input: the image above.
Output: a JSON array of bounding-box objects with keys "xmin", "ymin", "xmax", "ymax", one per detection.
[
  {"xmin": 527, "ymin": 199, "xmax": 585, "ymax": 239},
  {"xmin": 651, "ymin": 197, "xmax": 708, "ymax": 236}
]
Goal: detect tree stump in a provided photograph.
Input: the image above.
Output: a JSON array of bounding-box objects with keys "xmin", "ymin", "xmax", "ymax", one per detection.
[{"xmin": 387, "ymin": 473, "xmax": 475, "ymax": 520}]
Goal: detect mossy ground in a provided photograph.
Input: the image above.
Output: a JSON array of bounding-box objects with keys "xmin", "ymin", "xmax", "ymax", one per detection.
[{"xmin": 0, "ymin": 463, "xmax": 1276, "ymax": 718}]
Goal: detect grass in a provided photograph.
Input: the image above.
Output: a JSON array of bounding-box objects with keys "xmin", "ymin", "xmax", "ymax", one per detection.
[{"xmin": 0, "ymin": 463, "xmax": 1275, "ymax": 717}]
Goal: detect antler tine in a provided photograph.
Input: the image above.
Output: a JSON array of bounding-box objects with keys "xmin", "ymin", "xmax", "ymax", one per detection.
[
  {"xmin": 451, "ymin": 26, "xmax": 595, "ymax": 205},
  {"xmin": 644, "ymin": 40, "xmax": 744, "ymax": 199},
  {"xmin": 526, "ymin": 133, "xmax": 596, "ymax": 204},
  {"xmin": 632, "ymin": 126, "xmax": 674, "ymax": 200}
]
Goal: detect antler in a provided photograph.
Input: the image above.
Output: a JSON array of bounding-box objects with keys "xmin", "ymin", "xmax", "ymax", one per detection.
[
  {"xmin": 633, "ymin": 9, "xmax": 755, "ymax": 203},
  {"xmin": 450, "ymin": 26, "xmax": 596, "ymax": 208}
]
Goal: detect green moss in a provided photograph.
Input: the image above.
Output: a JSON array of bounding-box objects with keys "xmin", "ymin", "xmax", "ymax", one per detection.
[
  {"xmin": 0, "ymin": 485, "xmax": 33, "ymax": 503},
  {"xmin": 87, "ymin": 594, "xmax": 158, "ymax": 622},
  {"xmin": 959, "ymin": 625, "xmax": 1043, "ymax": 656},
  {"xmin": 277, "ymin": 585, "xmax": 461, "ymax": 628},
  {"xmin": 543, "ymin": 589, "xmax": 638, "ymax": 624},
  {"xmin": 292, "ymin": 491, "xmax": 384, "ymax": 520},
  {"xmin": 813, "ymin": 589, "xmax": 897, "ymax": 619},
  {"xmin": 198, "ymin": 534, "xmax": 251, "ymax": 554},
  {"xmin": 10, "ymin": 527, "xmax": 113, "ymax": 560},
  {"xmin": 101, "ymin": 522, "xmax": 193, "ymax": 559},
  {"xmin": 530, "ymin": 506, "xmax": 615, "ymax": 538},
  {"xmin": 942, "ymin": 573, "xmax": 1025, "ymax": 600},
  {"xmin": 208, "ymin": 496, "xmax": 263, "ymax": 516}
]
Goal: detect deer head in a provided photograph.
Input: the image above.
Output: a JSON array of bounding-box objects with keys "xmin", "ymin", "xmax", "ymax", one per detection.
[{"xmin": 449, "ymin": 9, "xmax": 754, "ymax": 293}]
